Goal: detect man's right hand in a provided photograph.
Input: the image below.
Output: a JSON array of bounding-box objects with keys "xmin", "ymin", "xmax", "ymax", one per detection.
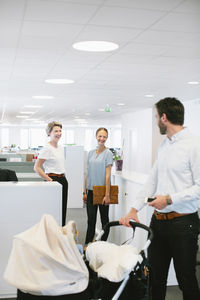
[{"xmin": 119, "ymin": 208, "xmax": 139, "ymax": 227}]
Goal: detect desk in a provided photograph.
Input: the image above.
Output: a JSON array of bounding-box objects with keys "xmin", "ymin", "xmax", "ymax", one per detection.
[{"xmin": 0, "ymin": 182, "xmax": 62, "ymax": 298}]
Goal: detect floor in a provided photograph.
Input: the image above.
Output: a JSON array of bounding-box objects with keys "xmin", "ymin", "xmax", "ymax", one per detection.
[{"xmin": 2, "ymin": 208, "xmax": 200, "ymax": 300}]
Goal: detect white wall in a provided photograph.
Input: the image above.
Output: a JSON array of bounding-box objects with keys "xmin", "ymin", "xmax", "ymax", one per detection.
[
  {"xmin": 184, "ymin": 100, "xmax": 200, "ymax": 137},
  {"xmin": 121, "ymin": 108, "xmax": 153, "ymax": 174},
  {"xmin": 121, "ymin": 100, "xmax": 200, "ymax": 175},
  {"xmin": 151, "ymin": 107, "xmax": 165, "ymax": 164}
]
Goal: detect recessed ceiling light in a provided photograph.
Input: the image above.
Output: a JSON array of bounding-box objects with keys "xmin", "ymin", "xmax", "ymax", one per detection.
[
  {"xmin": 187, "ymin": 81, "xmax": 199, "ymax": 85},
  {"xmin": 25, "ymin": 118, "xmax": 38, "ymax": 121},
  {"xmin": 117, "ymin": 103, "xmax": 125, "ymax": 106},
  {"xmin": 98, "ymin": 108, "xmax": 104, "ymax": 112},
  {"xmin": 145, "ymin": 94, "xmax": 154, "ymax": 98},
  {"xmin": 45, "ymin": 79, "xmax": 74, "ymax": 84},
  {"xmin": 16, "ymin": 115, "xmax": 28, "ymax": 118},
  {"xmin": 73, "ymin": 41, "xmax": 119, "ymax": 52},
  {"xmin": 24, "ymin": 105, "xmax": 43, "ymax": 108},
  {"xmin": 74, "ymin": 118, "xmax": 86, "ymax": 122},
  {"xmin": 32, "ymin": 95, "xmax": 54, "ymax": 99},
  {"xmin": 20, "ymin": 111, "xmax": 34, "ymax": 114},
  {"xmin": 85, "ymin": 112, "xmax": 91, "ymax": 116}
]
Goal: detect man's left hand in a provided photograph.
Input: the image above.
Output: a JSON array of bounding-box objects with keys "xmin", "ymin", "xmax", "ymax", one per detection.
[{"xmin": 148, "ymin": 195, "xmax": 168, "ymax": 210}]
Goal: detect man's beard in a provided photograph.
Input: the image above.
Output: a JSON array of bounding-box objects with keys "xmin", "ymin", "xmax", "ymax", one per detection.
[{"xmin": 158, "ymin": 120, "xmax": 167, "ymax": 135}]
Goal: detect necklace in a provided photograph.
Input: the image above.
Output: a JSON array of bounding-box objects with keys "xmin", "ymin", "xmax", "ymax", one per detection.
[{"xmin": 96, "ymin": 146, "xmax": 106, "ymax": 158}]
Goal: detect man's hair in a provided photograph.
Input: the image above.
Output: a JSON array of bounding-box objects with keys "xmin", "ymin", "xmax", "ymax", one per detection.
[
  {"xmin": 155, "ymin": 97, "xmax": 184, "ymax": 125},
  {"xmin": 46, "ymin": 121, "xmax": 62, "ymax": 136},
  {"xmin": 96, "ymin": 127, "xmax": 108, "ymax": 137}
]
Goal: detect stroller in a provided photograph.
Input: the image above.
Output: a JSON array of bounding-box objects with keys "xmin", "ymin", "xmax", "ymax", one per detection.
[
  {"xmin": 4, "ymin": 215, "xmax": 153, "ymax": 300},
  {"xmin": 86, "ymin": 221, "xmax": 153, "ymax": 300}
]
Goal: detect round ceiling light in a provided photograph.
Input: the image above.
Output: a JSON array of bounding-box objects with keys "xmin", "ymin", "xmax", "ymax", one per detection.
[
  {"xmin": 32, "ymin": 95, "xmax": 54, "ymax": 99},
  {"xmin": 73, "ymin": 41, "xmax": 119, "ymax": 52},
  {"xmin": 187, "ymin": 81, "xmax": 199, "ymax": 85},
  {"xmin": 45, "ymin": 79, "xmax": 74, "ymax": 84},
  {"xmin": 145, "ymin": 94, "xmax": 154, "ymax": 98}
]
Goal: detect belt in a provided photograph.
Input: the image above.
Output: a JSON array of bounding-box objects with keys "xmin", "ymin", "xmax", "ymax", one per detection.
[
  {"xmin": 47, "ymin": 173, "xmax": 65, "ymax": 178},
  {"xmin": 154, "ymin": 210, "xmax": 190, "ymax": 221}
]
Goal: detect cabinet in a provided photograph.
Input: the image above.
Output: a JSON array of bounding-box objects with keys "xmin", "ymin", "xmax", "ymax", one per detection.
[
  {"xmin": 64, "ymin": 146, "xmax": 84, "ymax": 208},
  {"xmin": 109, "ymin": 172, "xmax": 151, "ymax": 251}
]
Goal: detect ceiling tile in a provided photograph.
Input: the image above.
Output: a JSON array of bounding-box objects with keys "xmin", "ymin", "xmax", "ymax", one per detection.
[
  {"xmin": 135, "ymin": 30, "xmax": 200, "ymax": 46},
  {"xmin": 25, "ymin": 0, "xmax": 99, "ymax": 23},
  {"xmin": 105, "ymin": 0, "xmax": 183, "ymax": 11},
  {"xmin": 73, "ymin": 24, "xmax": 142, "ymax": 44},
  {"xmin": 0, "ymin": 0, "xmax": 25, "ymax": 20},
  {"xmin": 151, "ymin": 12, "xmax": 200, "ymax": 33},
  {"xmin": 174, "ymin": 0, "xmax": 200, "ymax": 14},
  {"xmin": 89, "ymin": 6, "xmax": 165, "ymax": 28}
]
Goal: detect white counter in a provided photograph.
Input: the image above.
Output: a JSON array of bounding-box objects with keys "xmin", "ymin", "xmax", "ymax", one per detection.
[
  {"xmin": 0, "ymin": 182, "xmax": 62, "ymax": 298},
  {"xmin": 16, "ymin": 172, "xmax": 40, "ymax": 179},
  {"xmin": 113, "ymin": 170, "xmax": 148, "ymax": 185}
]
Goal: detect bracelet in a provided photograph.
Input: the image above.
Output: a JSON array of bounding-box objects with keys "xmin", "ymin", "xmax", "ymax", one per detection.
[{"xmin": 83, "ymin": 192, "xmax": 86, "ymax": 195}]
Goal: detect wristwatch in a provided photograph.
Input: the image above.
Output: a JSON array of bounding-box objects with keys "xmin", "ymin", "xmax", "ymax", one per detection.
[
  {"xmin": 166, "ymin": 194, "xmax": 172, "ymax": 205},
  {"xmin": 83, "ymin": 192, "xmax": 86, "ymax": 195}
]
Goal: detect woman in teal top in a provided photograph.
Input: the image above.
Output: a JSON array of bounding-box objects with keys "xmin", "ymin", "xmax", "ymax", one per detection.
[{"xmin": 83, "ymin": 128, "xmax": 113, "ymax": 249}]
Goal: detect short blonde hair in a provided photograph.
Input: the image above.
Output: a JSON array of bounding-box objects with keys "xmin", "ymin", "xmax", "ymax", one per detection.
[{"xmin": 46, "ymin": 121, "xmax": 62, "ymax": 136}]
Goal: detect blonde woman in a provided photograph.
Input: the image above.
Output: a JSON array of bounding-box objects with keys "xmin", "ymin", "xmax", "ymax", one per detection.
[
  {"xmin": 34, "ymin": 121, "xmax": 68, "ymax": 226},
  {"xmin": 83, "ymin": 128, "xmax": 113, "ymax": 249}
]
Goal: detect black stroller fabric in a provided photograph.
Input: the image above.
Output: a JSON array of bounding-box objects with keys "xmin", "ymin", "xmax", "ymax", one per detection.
[{"xmin": 17, "ymin": 289, "xmax": 89, "ymax": 300}]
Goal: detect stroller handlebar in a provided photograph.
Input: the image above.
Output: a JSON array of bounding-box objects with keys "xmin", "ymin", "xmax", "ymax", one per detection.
[{"xmin": 102, "ymin": 220, "xmax": 154, "ymax": 242}]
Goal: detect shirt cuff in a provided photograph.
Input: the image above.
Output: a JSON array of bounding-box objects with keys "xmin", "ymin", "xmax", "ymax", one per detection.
[{"xmin": 131, "ymin": 199, "xmax": 145, "ymax": 212}]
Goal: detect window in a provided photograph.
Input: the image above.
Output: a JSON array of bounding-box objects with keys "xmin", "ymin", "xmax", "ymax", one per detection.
[
  {"xmin": 20, "ymin": 129, "xmax": 29, "ymax": 149},
  {"xmin": 60, "ymin": 129, "xmax": 66, "ymax": 145},
  {"xmin": 84, "ymin": 129, "xmax": 94, "ymax": 151},
  {"xmin": 66, "ymin": 130, "xmax": 75, "ymax": 145},
  {"xmin": 30, "ymin": 128, "xmax": 46, "ymax": 148},
  {"xmin": 1, "ymin": 128, "xmax": 9, "ymax": 148},
  {"xmin": 112, "ymin": 129, "xmax": 121, "ymax": 148}
]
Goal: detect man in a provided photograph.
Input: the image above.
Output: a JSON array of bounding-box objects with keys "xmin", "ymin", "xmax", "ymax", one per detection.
[{"xmin": 120, "ymin": 97, "xmax": 200, "ymax": 300}]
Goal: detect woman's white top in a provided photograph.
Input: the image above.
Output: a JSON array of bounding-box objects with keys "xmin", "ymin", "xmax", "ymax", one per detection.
[{"xmin": 38, "ymin": 143, "xmax": 66, "ymax": 174}]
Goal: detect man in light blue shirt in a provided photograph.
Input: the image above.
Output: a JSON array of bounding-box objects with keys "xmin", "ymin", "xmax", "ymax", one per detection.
[{"xmin": 120, "ymin": 97, "xmax": 200, "ymax": 300}]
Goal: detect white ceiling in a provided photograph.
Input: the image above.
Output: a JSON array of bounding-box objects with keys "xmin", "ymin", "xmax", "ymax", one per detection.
[{"xmin": 0, "ymin": 0, "xmax": 200, "ymax": 126}]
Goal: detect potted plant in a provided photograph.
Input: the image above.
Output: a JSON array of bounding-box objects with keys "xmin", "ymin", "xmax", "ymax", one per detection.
[{"xmin": 113, "ymin": 149, "xmax": 123, "ymax": 171}]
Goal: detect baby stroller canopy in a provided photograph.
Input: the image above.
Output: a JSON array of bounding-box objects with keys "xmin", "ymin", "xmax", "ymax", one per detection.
[{"xmin": 4, "ymin": 215, "xmax": 89, "ymax": 296}]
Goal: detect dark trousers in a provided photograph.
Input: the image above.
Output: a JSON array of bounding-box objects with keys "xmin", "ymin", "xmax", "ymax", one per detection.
[
  {"xmin": 49, "ymin": 175, "xmax": 68, "ymax": 226},
  {"xmin": 85, "ymin": 190, "xmax": 109, "ymax": 245},
  {"xmin": 148, "ymin": 212, "xmax": 200, "ymax": 300}
]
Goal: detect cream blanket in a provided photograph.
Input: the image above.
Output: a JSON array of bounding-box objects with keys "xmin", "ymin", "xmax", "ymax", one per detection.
[{"xmin": 86, "ymin": 241, "xmax": 142, "ymax": 282}]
